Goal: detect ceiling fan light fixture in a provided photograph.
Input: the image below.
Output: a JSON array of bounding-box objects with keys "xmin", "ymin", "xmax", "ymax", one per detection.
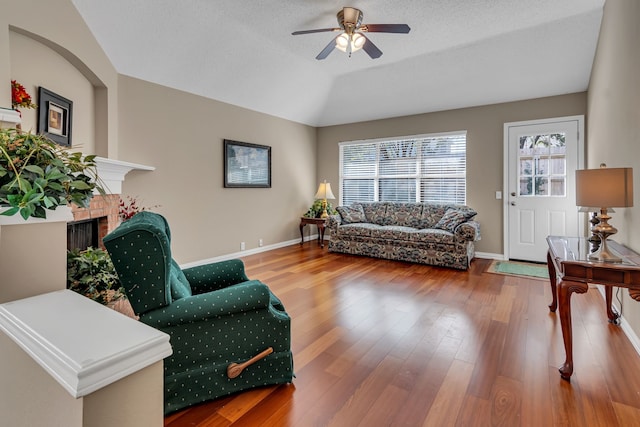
[
  {"xmin": 335, "ymin": 32, "xmax": 365, "ymax": 54},
  {"xmin": 335, "ymin": 33, "xmax": 350, "ymax": 52},
  {"xmin": 352, "ymin": 33, "xmax": 365, "ymax": 50}
]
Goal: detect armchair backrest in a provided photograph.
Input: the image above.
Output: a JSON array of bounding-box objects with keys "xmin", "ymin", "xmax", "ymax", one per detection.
[{"xmin": 103, "ymin": 211, "xmax": 192, "ymax": 315}]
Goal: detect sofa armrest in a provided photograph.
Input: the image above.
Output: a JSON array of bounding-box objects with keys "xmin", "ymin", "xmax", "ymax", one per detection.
[
  {"xmin": 455, "ymin": 220, "xmax": 481, "ymax": 241},
  {"xmin": 326, "ymin": 214, "xmax": 342, "ymax": 233},
  {"xmin": 140, "ymin": 280, "xmax": 271, "ymax": 328},
  {"xmin": 183, "ymin": 259, "xmax": 250, "ymax": 294}
]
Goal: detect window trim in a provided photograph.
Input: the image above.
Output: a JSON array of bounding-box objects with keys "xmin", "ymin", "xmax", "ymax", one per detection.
[{"xmin": 339, "ymin": 131, "xmax": 467, "ymax": 205}]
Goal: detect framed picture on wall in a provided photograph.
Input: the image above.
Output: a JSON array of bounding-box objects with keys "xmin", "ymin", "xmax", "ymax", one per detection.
[
  {"xmin": 224, "ymin": 139, "xmax": 271, "ymax": 188},
  {"xmin": 37, "ymin": 87, "xmax": 73, "ymax": 147}
]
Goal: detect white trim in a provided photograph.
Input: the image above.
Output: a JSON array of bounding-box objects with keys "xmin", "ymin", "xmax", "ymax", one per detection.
[
  {"xmin": 474, "ymin": 251, "xmax": 506, "ymax": 260},
  {"xmin": 0, "ymin": 108, "xmax": 21, "ymax": 125},
  {"xmin": 338, "ymin": 130, "xmax": 468, "ymax": 147},
  {"xmin": 94, "ymin": 157, "xmax": 155, "ymax": 194},
  {"xmin": 180, "ymin": 238, "xmax": 307, "ymax": 268},
  {"xmin": 595, "ymin": 285, "xmax": 640, "ymax": 357},
  {"xmin": 0, "ymin": 205, "xmax": 73, "ymax": 226},
  {"xmin": 0, "ymin": 290, "xmax": 172, "ymax": 398},
  {"xmin": 502, "ymin": 115, "xmax": 585, "ymax": 260}
]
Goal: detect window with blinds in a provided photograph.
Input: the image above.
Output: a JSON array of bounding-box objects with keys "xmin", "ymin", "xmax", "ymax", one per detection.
[{"xmin": 339, "ymin": 132, "xmax": 467, "ymax": 205}]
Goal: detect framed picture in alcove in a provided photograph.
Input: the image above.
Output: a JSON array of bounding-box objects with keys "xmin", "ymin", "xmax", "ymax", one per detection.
[
  {"xmin": 224, "ymin": 139, "xmax": 272, "ymax": 188},
  {"xmin": 37, "ymin": 87, "xmax": 73, "ymax": 147}
]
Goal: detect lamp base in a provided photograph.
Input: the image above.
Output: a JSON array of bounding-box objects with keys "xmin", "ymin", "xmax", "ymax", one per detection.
[
  {"xmin": 588, "ymin": 237, "xmax": 622, "ymax": 263},
  {"xmin": 588, "ymin": 213, "xmax": 621, "ymax": 263},
  {"xmin": 320, "ymin": 199, "xmax": 329, "ymax": 219}
]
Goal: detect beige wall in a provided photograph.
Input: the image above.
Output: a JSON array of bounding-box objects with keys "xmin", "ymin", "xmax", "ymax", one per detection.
[
  {"xmin": 587, "ymin": 0, "xmax": 640, "ymax": 333},
  {"xmin": 317, "ymin": 93, "xmax": 587, "ymax": 255},
  {"xmin": 0, "ymin": 332, "xmax": 84, "ymax": 426},
  {"xmin": 117, "ymin": 76, "xmax": 317, "ymax": 263},
  {"xmin": 10, "ymin": 30, "xmax": 96, "ymax": 154},
  {"xmin": 2, "ymin": 0, "xmax": 118, "ymax": 157}
]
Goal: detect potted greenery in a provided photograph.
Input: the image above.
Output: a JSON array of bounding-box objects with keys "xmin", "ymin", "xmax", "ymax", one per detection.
[
  {"xmin": 67, "ymin": 246, "xmax": 126, "ymax": 305},
  {"xmin": 304, "ymin": 199, "xmax": 337, "ymax": 218},
  {"xmin": 0, "ymin": 127, "xmax": 102, "ymax": 220}
]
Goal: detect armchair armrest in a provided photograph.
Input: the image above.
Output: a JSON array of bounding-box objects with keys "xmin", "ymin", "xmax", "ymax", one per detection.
[
  {"xmin": 183, "ymin": 259, "xmax": 250, "ymax": 294},
  {"xmin": 455, "ymin": 220, "xmax": 481, "ymax": 242},
  {"xmin": 140, "ymin": 280, "xmax": 271, "ymax": 328}
]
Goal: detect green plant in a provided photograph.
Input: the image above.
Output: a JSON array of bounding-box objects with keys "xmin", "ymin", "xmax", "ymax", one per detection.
[
  {"xmin": 304, "ymin": 199, "xmax": 337, "ymax": 218},
  {"xmin": 67, "ymin": 247, "xmax": 126, "ymax": 305},
  {"xmin": 0, "ymin": 128, "xmax": 103, "ymax": 219}
]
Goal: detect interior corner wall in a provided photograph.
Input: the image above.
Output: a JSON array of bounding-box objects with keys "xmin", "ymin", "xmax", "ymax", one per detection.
[
  {"xmin": 316, "ymin": 93, "xmax": 587, "ymax": 256},
  {"xmin": 2, "ymin": 0, "xmax": 119, "ymax": 157},
  {"xmin": 587, "ymin": 0, "xmax": 640, "ymax": 333},
  {"xmin": 117, "ymin": 76, "xmax": 317, "ymax": 264}
]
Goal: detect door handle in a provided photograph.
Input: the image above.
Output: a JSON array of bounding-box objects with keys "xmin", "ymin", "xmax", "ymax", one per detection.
[
  {"xmin": 511, "ymin": 202, "xmax": 516, "ymax": 206},
  {"xmin": 510, "ymin": 192, "xmax": 516, "ymax": 197}
]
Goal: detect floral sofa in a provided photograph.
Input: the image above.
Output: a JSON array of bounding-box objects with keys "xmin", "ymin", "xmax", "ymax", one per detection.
[{"xmin": 327, "ymin": 202, "xmax": 481, "ymax": 270}]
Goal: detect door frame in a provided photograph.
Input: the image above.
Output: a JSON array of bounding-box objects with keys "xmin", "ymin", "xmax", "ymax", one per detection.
[{"xmin": 502, "ymin": 115, "xmax": 586, "ymax": 260}]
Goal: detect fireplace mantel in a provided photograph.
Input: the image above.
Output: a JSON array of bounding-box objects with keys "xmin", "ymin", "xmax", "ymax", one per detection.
[{"xmin": 94, "ymin": 157, "xmax": 155, "ymax": 195}]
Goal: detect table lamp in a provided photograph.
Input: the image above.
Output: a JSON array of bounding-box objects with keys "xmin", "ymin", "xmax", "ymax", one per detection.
[
  {"xmin": 314, "ymin": 180, "xmax": 336, "ymax": 218},
  {"xmin": 576, "ymin": 165, "xmax": 633, "ymax": 262}
]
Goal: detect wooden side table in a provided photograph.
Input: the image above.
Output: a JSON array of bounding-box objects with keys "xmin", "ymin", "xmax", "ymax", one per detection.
[
  {"xmin": 546, "ymin": 236, "xmax": 640, "ymax": 380},
  {"xmin": 299, "ymin": 217, "xmax": 327, "ymax": 248}
]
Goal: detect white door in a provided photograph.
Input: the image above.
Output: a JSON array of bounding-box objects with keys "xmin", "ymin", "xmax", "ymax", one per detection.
[{"xmin": 504, "ymin": 116, "xmax": 584, "ymax": 262}]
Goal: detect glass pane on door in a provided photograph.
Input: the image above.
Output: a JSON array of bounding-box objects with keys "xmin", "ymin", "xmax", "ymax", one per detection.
[{"xmin": 518, "ymin": 133, "xmax": 566, "ymax": 197}]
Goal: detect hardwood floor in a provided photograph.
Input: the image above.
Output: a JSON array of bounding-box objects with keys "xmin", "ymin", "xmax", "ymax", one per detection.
[{"xmin": 164, "ymin": 244, "xmax": 640, "ymax": 426}]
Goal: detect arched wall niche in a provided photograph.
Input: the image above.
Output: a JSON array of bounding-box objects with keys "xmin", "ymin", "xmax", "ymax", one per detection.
[{"xmin": 9, "ymin": 26, "xmax": 109, "ymax": 157}]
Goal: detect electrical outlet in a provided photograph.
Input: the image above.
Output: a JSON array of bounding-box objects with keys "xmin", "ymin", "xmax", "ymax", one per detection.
[
  {"xmin": 240, "ymin": 242, "xmax": 245, "ymax": 251},
  {"xmin": 259, "ymin": 239, "xmax": 263, "ymax": 247}
]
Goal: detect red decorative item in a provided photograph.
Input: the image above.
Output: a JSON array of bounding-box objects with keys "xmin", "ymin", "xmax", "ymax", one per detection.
[
  {"xmin": 11, "ymin": 79, "xmax": 37, "ymax": 112},
  {"xmin": 119, "ymin": 196, "xmax": 159, "ymax": 221}
]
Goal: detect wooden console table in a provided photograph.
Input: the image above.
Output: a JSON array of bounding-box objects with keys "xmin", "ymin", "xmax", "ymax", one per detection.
[
  {"xmin": 546, "ymin": 236, "xmax": 640, "ymax": 380},
  {"xmin": 299, "ymin": 217, "xmax": 327, "ymax": 248}
]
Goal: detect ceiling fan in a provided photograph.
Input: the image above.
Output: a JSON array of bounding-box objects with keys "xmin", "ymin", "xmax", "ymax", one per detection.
[{"xmin": 292, "ymin": 7, "xmax": 410, "ymax": 60}]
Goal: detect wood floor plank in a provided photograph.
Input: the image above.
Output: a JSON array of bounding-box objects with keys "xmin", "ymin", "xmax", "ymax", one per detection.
[
  {"xmin": 422, "ymin": 359, "xmax": 475, "ymax": 426},
  {"xmin": 164, "ymin": 247, "xmax": 640, "ymax": 426}
]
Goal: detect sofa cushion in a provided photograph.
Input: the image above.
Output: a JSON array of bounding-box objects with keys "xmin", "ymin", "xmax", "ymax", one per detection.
[
  {"xmin": 337, "ymin": 204, "xmax": 366, "ymax": 224},
  {"xmin": 369, "ymin": 225, "xmax": 416, "ymax": 241},
  {"xmin": 410, "ymin": 228, "xmax": 457, "ymax": 244},
  {"xmin": 386, "ymin": 203, "xmax": 423, "ymax": 228},
  {"xmin": 418, "ymin": 204, "xmax": 449, "ymax": 228},
  {"xmin": 455, "ymin": 206, "xmax": 478, "ymax": 220},
  {"xmin": 361, "ymin": 202, "xmax": 389, "ymax": 225},
  {"xmin": 338, "ymin": 223, "xmax": 378, "ymax": 237},
  {"xmin": 434, "ymin": 209, "xmax": 468, "ymax": 233}
]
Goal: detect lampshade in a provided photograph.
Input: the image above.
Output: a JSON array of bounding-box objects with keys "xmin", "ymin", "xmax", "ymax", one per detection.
[
  {"xmin": 576, "ymin": 167, "xmax": 634, "ymax": 208},
  {"xmin": 314, "ymin": 181, "xmax": 335, "ymax": 200}
]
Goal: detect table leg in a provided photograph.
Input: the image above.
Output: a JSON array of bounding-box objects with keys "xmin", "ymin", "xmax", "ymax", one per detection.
[
  {"xmin": 547, "ymin": 250, "xmax": 558, "ymax": 312},
  {"xmin": 605, "ymin": 286, "xmax": 620, "ymax": 324},
  {"xmin": 558, "ymin": 279, "xmax": 589, "ymax": 380},
  {"xmin": 299, "ymin": 223, "xmax": 305, "ymax": 245},
  {"xmin": 319, "ymin": 225, "xmax": 325, "ymax": 248}
]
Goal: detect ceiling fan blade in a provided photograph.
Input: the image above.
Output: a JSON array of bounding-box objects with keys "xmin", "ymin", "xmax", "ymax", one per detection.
[
  {"xmin": 292, "ymin": 28, "xmax": 340, "ymax": 35},
  {"xmin": 316, "ymin": 36, "xmax": 338, "ymax": 60},
  {"xmin": 361, "ymin": 35, "xmax": 382, "ymax": 59},
  {"xmin": 360, "ymin": 24, "xmax": 411, "ymax": 34}
]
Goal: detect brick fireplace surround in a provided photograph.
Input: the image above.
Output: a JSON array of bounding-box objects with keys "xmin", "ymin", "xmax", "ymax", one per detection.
[
  {"xmin": 70, "ymin": 194, "xmax": 121, "ymax": 248},
  {"xmin": 68, "ymin": 157, "xmax": 155, "ymax": 247}
]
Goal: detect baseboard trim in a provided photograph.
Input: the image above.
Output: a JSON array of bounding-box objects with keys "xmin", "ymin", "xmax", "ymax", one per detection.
[
  {"xmin": 180, "ymin": 235, "xmax": 320, "ymax": 269},
  {"xmin": 475, "ymin": 251, "xmax": 506, "ymax": 260},
  {"xmin": 596, "ymin": 285, "xmax": 640, "ymax": 357}
]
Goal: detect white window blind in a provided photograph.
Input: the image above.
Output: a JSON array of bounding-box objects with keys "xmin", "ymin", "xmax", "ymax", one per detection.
[{"xmin": 340, "ymin": 132, "xmax": 467, "ymax": 205}]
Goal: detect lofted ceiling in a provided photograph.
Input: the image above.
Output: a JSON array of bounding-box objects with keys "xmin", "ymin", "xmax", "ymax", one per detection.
[{"xmin": 70, "ymin": 0, "xmax": 605, "ymax": 127}]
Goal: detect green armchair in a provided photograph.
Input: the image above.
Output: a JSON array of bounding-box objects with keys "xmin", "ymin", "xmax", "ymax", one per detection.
[{"xmin": 102, "ymin": 212, "xmax": 293, "ymax": 414}]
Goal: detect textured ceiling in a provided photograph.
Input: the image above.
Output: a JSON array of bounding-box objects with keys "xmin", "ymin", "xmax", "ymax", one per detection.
[{"xmin": 70, "ymin": 0, "xmax": 605, "ymax": 127}]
